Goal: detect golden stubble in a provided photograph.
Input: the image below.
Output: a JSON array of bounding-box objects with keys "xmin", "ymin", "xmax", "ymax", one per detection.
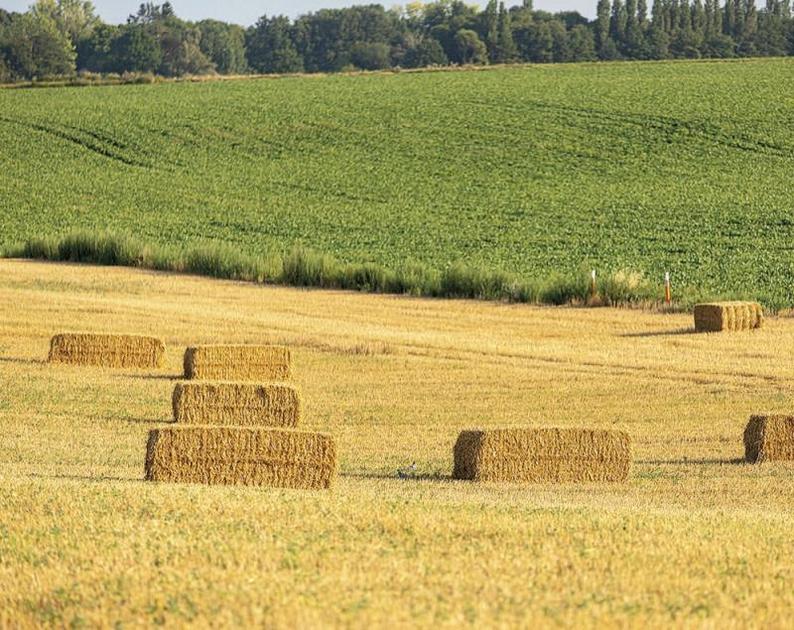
[{"xmin": 1, "ymin": 259, "xmax": 793, "ymax": 627}]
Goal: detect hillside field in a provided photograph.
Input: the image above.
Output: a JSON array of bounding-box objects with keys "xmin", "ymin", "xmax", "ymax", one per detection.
[
  {"xmin": 2, "ymin": 59, "xmax": 794, "ymax": 306},
  {"xmin": 1, "ymin": 259, "xmax": 794, "ymax": 625}
]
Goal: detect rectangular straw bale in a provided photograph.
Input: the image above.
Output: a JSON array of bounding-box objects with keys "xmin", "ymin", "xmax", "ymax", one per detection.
[
  {"xmin": 183, "ymin": 345, "xmax": 291, "ymax": 381},
  {"xmin": 693, "ymin": 302, "xmax": 763, "ymax": 332},
  {"xmin": 453, "ymin": 427, "xmax": 631, "ymax": 483},
  {"xmin": 145, "ymin": 427, "xmax": 336, "ymax": 489},
  {"xmin": 744, "ymin": 415, "xmax": 794, "ymax": 463},
  {"xmin": 49, "ymin": 333, "xmax": 165, "ymax": 368},
  {"xmin": 172, "ymin": 382, "xmax": 301, "ymax": 427}
]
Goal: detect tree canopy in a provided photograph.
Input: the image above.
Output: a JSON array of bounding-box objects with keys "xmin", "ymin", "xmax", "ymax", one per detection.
[{"xmin": 0, "ymin": 0, "xmax": 792, "ymax": 81}]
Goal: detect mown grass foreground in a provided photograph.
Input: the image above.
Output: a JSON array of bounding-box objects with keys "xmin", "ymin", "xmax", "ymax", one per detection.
[
  {"xmin": 1, "ymin": 59, "xmax": 794, "ymax": 306},
  {"xmin": 2, "ymin": 259, "xmax": 794, "ymax": 625}
]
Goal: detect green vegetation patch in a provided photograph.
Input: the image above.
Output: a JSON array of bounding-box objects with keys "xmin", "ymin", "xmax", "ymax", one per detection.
[{"xmin": 1, "ymin": 59, "xmax": 793, "ymax": 306}]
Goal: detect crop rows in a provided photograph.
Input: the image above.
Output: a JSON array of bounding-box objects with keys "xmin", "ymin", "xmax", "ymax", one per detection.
[{"xmin": 1, "ymin": 59, "xmax": 793, "ymax": 306}]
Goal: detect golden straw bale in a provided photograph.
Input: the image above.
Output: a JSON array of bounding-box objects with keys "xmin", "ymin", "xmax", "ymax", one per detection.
[
  {"xmin": 453, "ymin": 427, "xmax": 631, "ymax": 483},
  {"xmin": 48, "ymin": 333, "xmax": 165, "ymax": 368},
  {"xmin": 145, "ymin": 427, "xmax": 336, "ymax": 489},
  {"xmin": 744, "ymin": 415, "xmax": 794, "ymax": 463},
  {"xmin": 183, "ymin": 345, "xmax": 291, "ymax": 381},
  {"xmin": 693, "ymin": 302, "xmax": 763, "ymax": 332},
  {"xmin": 172, "ymin": 381, "xmax": 301, "ymax": 427}
]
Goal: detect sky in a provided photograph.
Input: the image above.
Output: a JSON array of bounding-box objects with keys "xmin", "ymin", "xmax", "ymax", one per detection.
[{"xmin": 1, "ymin": 0, "xmax": 596, "ymax": 25}]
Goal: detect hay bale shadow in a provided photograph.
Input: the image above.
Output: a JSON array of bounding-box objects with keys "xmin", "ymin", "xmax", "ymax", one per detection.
[
  {"xmin": 0, "ymin": 356, "xmax": 47, "ymax": 366},
  {"xmin": 121, "ymin": 373, "xmax": 184, "ymax": 381},
  {"xmin": 636, "ymin": 457, "xmax": 745, "ymax": 465},
  {"xmin": 343, "ymin": 471, "xmax": 454, "ymax": 482},
  {"xmin": 620, "ymin": 328, "xmax": 697, "ymax": 338},
  {"xmin": 27, "ymin": 472, "xmax": 141, "ymax": 483},
  {"xmin": 120, "ymin": 415, "xmax": 176, "ymax": 425}
]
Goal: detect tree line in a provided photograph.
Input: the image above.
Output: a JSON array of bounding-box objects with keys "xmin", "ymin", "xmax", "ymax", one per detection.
[{"xmin": 1, "ymin": 0, "xmax": 792, "ymax": 81}]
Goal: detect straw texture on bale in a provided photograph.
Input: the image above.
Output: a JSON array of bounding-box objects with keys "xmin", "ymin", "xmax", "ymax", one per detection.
[
  {"xmin": 183, "ymin": 345, "xmax": 292, "ymax": 381},
  {"xmin": 48, "ymin": 333, "xmax": 165, "ymax": 368},
  {"xmin": 145, "ymin": 427, "xmax": 337, "ymax": 489},
  {"xmin": 744, "ymin": 415, "xmax": 794, "ymax": 463},
  {"xmin": 453, "ymin": 427, "xmax": 632, "ymax": 483},
  {"xmin": 693, "ymin": 302, "xmax": 763, "ymax": 332},
  {"xmin": 172, "ymin": 381, "xmax": 302, "ymax": 427}
]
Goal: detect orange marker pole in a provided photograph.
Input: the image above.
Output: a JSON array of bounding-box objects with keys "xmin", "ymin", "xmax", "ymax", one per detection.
[{"xmin": 664, "ymin": 272, "xmax": 671, "ymax": 304}]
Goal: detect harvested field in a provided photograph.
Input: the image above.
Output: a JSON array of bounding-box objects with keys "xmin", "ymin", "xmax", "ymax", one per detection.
[
  {"xmin": 453, "ymin": 428, "xmax": 631, "ymax": 483},
  {"xmin": 694, "ymin": 302, "xmax": 764, "ymax": 333},
  {"xmin": 4, "ymin": 260, "xmax": 794, "ymax": 626},
  {"xmin": 744, "ymin": 415, "xmax": 794, "ymax": 463},
  {"xmin": 183, "ymin": 345, "xmax": 291, "ymax": 381},
  {"xmin": 145, "ymin": 426, "xmax": 336, "ymax": 489},
  {"xmin": 48, "ymin": 333, "xmax": 165, "ymax": 368},
  {"xmin": 172, "ymin": 381, "xmax": 302, "ymax": 427}
]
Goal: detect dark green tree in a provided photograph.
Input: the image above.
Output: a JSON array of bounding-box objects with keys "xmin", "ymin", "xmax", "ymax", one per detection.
[
  {"xmin": 494, "ymin": 1, "xmax": 516, "ymax": 62},
  {"xmin": 568, "ymin": 23, "xmax": 597, "ymax": 59},
  {"xmin": 246, "ymin": 15, "xmax": 303, "ymax": 74},
  {"xmin": 610, "ymin": 0, "xmax": 629, "ymax": 42},
  {"xmin": 402, "ymin": 38, "xmax": 448, "ymax": 67},
  {"xmin": 350, "ymin": 41, "xmax": 390, "ymax": 69},
  {"xmin": 595, "ymin": 0, "xmax": 612, "ymax": 54},
  {"xmin": 110, "ymin": 24, "xmax": 161, "ymax": 72},
  {"xmin": 454, "ymin": 28, "xmax": 487, "ymax": 63},
  {"xmin": 637, "ymin": 0, "xmax": 649, "ymax": 25},
  {"xmin": 481, "ymin": 0, "xmax": 498, "ymax": 61},
  {"xmin": 548, "ymin": 19, "xmax": 570, "ymax": 61},
  {"xmin": 198, "ymin": 20, "xmax": 247, "ymax": 74},
  {"xmin": 76, "ymin": 22, "xmax": 118, "ymax": 70},
  {"xmin": 0, "ymin": 10, "xmax": 76, "ymax": 78}
]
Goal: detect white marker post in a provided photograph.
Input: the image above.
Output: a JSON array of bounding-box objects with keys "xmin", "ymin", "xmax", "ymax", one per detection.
[
  {"xmin": 664, "ymin": 272, "xmax": 671, "ymax": 304},
  {"xmin": 590, "ymin": 269, "xmax": 597, "ymax": 299}
]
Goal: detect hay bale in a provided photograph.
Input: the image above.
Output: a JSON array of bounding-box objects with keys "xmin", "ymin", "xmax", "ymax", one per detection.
[
  {"xmin": 693, "ymin": 301, "xmax": 763, "ymax": 332},
  {"xmin": 49, "ymin": 333, "xmax": 165, "ymax": 368},
  {"xmin": 183, "ymin": 345, "xmax": 291, "ymax": 381},
  {"xmin": 453, "ymin": 427, "xmax": 631, "ymax": 483},
  {"xmin": 744, "ymin": 415, "xmax": 794, "ymax": 463},
  {"xmin": 172, "ymin": 381, "xmax": 301, "ymax": 427},
  {"xmin": 145, "ymin": 426, "xmax": 336, "ymax": 489}
]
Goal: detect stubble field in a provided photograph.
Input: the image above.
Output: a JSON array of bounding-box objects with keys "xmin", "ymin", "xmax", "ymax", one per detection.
[{"xmin": 1, "ymin": 259, "xmax": 793, "ymax": 626}]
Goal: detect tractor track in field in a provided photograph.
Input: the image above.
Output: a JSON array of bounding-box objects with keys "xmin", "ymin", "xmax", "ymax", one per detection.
[
  {"xmin": 0, "ymin": 116, "xmax": 152, "ymax": 169},
  {"xmin": 461, "ymin": 98, "xmax": 792, "ymax": 159}
]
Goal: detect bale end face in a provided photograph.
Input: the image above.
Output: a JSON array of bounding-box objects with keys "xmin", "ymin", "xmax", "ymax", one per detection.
[
  {"xmin": 183, "ymin": 345, "xmax": 292, "ymax": 381},
  {"xmin": 145, "ymin": 426, "xmax": 336, "ymax": 490},
  {"xmin": 744, "ymin": 415, "xmax": 794, "ymax": 463},
  {"xmin": 693, "ymin": 302, "xmax": 763, "ymax": 333},
  {"xmin": 453, "ymin": 427, "xmax": 632, "ymax": 484},
  {"xmin": 48, "ymin": 333, "xmax": 165, "ymax": 368}
]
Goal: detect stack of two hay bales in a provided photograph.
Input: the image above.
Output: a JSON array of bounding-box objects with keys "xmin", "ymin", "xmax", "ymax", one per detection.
[{"xmin": 146, "ymin": 345, "xmax": 337, "ymax": 490}]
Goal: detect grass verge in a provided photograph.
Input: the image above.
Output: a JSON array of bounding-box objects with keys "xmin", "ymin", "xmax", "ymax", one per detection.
[{"xmin": 4, "ymin": 230, "xmax": 727, "ymax": 309}]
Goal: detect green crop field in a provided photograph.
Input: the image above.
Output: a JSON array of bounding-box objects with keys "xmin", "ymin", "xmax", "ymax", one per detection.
[{"xmin": 2, "ymin": 58, "xmax": 793, "ymax": 305}]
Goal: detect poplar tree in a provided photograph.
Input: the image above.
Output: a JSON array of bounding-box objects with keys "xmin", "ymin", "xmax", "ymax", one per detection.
[
  {"xmin": 596, "ymin": 0, "xmax": 612, "ymax": 51},
  {"xmin": 638, "ymin": 0, "xmax": 649, "ymax": 26},
  {"xmin": 482, "ymin": 0, "xmax": 498, "ymax": 62},
  {"xmin": 611, "ymin": 0, "xmax": 629, "ymax": 41}
]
